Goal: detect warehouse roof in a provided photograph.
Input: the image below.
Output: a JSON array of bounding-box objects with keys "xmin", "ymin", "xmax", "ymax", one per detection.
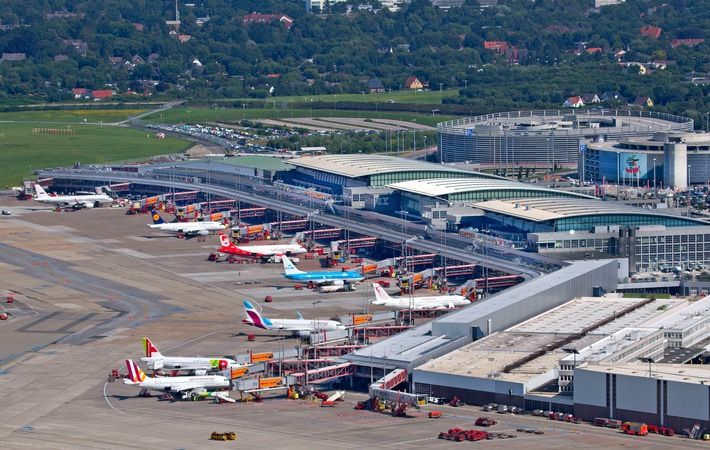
[
  {"xmin": 387, "ymin": 178, "xmax": 593, "ymax": 199},
  {"xmin": 579, "ymin": 363, "xmax": 710, "ymax": 385},
  {"xmin": 288, "ymin": 155, "xmax": 499, "ymax": 179},
  {"xmin": 474, "ymin": 197, "xmax": 707, "ymax": 224}
]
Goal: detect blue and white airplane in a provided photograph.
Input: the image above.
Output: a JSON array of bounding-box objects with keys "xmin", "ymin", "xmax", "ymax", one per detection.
[{"xmin": 281, "ymin": 254, "xmax": 364, "ymax": 284}]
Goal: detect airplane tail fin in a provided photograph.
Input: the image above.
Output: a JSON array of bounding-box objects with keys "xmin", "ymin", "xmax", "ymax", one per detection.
[
  {"xmin": 242, "ymin": 300, "xmax": 272, "ymax": 328},
  {"xmin": 34, "ymin": 184, "xmax": 50, "ymax": 199},
  {"xmin": 125, "ymin": 359, "xmax": 148, "ymax": 382},
  {"xmin": 143, "ymin": 337, "xmax": 162, "ymax": 358},
  {"xmin": 150, "ymin": 210, "xmax": 166, "ymax": 225},
  {"xmin": 296, "ymin": 311, "xmax": 304, "ymax": 320},
  {"xmin": 218, "ymin": 233, "xmax": 235, "ymax": 251},
  {"xmin": 372, "ymin": 283, "xmax": 393, "ymax": 305},
  {"xmin": 281, "ymin": 255, "xmax": 304, "ymax": 276}
]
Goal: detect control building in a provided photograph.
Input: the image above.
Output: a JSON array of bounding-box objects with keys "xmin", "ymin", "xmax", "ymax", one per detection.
[{"xmin": 437, "ymin": 110, "xmax": 693, "ymax": 166}]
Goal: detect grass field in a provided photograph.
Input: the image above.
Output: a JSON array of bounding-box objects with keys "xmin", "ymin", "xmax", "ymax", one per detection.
[
  {"xmin": 235, "ymin": 88, "xmax": 460, "ymax": 105},
  {"xmin": 144, "ymin": 107, "xmax": 453, "ymax": 127},
  {"xmin": 0, "ymin": 123, "xmax": 191, "ymax": 187},
  {"xmin": 0, "ymin": 109, "xmax": 146, "ymax": 123}
]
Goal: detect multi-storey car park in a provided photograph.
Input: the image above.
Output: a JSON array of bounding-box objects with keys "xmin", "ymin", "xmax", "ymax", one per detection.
[
  {"xmin": 582, "ymin": 131, "xmax": 710, "ymax": 189},
  {"xmin": 436, "ymin": 109, "xmax": 694, "ymax": 166}
]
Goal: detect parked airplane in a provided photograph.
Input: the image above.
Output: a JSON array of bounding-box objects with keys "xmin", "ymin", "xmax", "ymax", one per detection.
[
  {"xmin": 123, "ymin": 359, "xmax": 230, "ymax": 399},
  {"xmin": 242, "ymin": 300, "xmax": 345, "ymax": 337},
  {"xmin": 34, "ymin": 184, "xmax": 112, "ymax": 209},
  {"xmin": 217, "ymin": 233, "xmax": 307, "ymax": 259},
  {"xmin": 148, "ymin": 210, "xmax": 226, "ymax": 237},
  {"xmin": 371, "ymin": 283, "xmax": 471, "ymax": 310},
  {"xmin": 140, "ymin": 337, "xmax": 239, "ymax": 373},
  {"xmin": 281, "ymin": 254, "xmax": 364, "ymax": 284}
]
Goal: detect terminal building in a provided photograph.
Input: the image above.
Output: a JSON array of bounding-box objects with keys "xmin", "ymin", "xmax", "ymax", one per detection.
[
  {"xmin": 436, "ymin": 110, "xmax": 694, "ymax": 166},
  {"xmin": 582, "ymin": 132, "xmax": 710, "ymax": 189}
]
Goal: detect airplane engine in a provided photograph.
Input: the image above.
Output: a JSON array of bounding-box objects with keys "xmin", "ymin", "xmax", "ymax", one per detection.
[
  {"xmin": 83, "ymin": 202, "xmax": 95, "ymax": 208},
  {"xmin": 297, "ymin": 330, "xmax": 311, "ymax": 339},
  {"xmin": 194, "ymin": 369, "xmax": 207, "ymax": 376},
  {"xmin": 197, "ymin": 229, "xmax": 209, "ymax": 236}
]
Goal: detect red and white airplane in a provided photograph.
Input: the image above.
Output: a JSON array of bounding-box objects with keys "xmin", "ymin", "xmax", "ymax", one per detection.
[{"xmin": 217, "ymin": 233, "xmax": 307, "ymax": 259}]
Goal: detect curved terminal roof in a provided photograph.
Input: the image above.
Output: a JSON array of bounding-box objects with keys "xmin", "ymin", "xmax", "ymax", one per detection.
[
  {"xmin": 388, "ymin": 178, "xmax": 594, "ymax": 200},
  {"xmin": 288, "ymin": 155, "xmax": 500, "ymax": 179},
  {"xmin": 474, "ymin": 197, "xmax": 707, "ymax": 226}
]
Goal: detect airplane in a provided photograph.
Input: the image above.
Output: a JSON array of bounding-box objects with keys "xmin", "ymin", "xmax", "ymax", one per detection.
[
  {"xmin": 281, "ymin": 254, "xmax": 364, "ymax": 284},
  {"xmin": 371, "ymin": 283, "xmax": 471, "ymax": 310},
  {"xmin": 242, "ymin": 300, "xmax": 345, "ymax": 337},
  {"xmin": 140, "ymin": 337, "xmax": 239, "ymax": 374},
  {"xmin": 33, "ymin": 184, "xmax": 112, "ymax": 209},
  {"xmin": 123, "ymin": 359, "xmax": 230, "ymax": 400},
  {"xmin": 148, "ymin": 210, "xmax": 226, "ymax": 237},
  {"xmin": 217, "ymin": 233, "xmax": 307, "ymax": 259}
]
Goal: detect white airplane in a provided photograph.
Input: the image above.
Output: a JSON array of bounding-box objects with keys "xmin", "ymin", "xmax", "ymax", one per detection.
[
  {"xmin": 33, "ymin": 184, "xmax": 112, "ymax": 209},
  {"xmin": 371, "ymin": 283, "xmax": 471, "ymax": 310},
  {"xmin": 242, "ymin": 300, "xmax": 345, "ymax": 337},
  {"xmin": 217, "ymin": 233, "xmax": 307, "ymax": 258},
  {"xmin": 148, "ymin": 210, "xmax": 226, "ymax": 237},
  {"xmin": 123, "ymin": 359, "xmax": 230, "ymax": 399},
  {"xmin": 140, "ymin": 337, "xmax": 239, "ymax": 373}
]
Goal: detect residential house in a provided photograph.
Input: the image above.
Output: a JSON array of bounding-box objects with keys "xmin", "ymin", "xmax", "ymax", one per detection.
[
  {"xmin": 396, "ymin": 44, "xmax": 411, "ymax": 52},
  {"xmin": 147, "ymin": 53, "xmax": 160, "ymax": 64},
  {"xmin": 563, "ymin": 96, "xmax": 585, "ymax": 108},
  {"xmin": 483, "ymin": 40, "xmax": 509, "ymax": 54},
  {"xmin": 1, "ymin": 53, "xmax": 26, "ymax": 62},
  {"xmin": 195, "ymin": 16, "xmax": 211, "ymax": 26},
  {"xmin": 404, "ymin": 76, "xmax": 425, "ymax": 90},
  {"xmin": 595, "ymin": 0, "xmax": 625, "ymax": 6},
  {"xmin": 177, "ymin": 34, "xmax": 192, "ymax": 43},
  {"xmin": 639, "ymin": 25, "xmax": 662, "ymax": 39},
  {"xmin": 63, "ymin": 39, "xmax": 88, "ymax": 56},
  {"xmin": 192, "ymin": 58, "xmax": 202, "ymax": 67},
  {"xmin": 633, "ymin": 96, "xmax": 654, "ymax": 108},
  {"xmin": 131, "ymin": 55, "xmax": 145, "ymax": 65},
  {"xmin": 601, "ymin": 91, "xmax": 622, "ymax": 102},
  {"xmin": 132, "ymin": 23, "xmax": 145, "ymax": 31},
  {"xmin": 242, "ymin": 13, "xmax": 294, "ymax": 30},
  {"xmin": 109, "ymin": 56, "xmax": 124, "ymax": 66},
  {"xmin": 71, "ymin": 88, "xmax": 89, "ymax": 99},
  {"xmin": 614, "ymin": 49, "xmax": 626, "ymax": 61},
  {"xmin": 670, "ymin": 38, "xmax": 704, "ymax": 48},
  {"xmin": 585, "ymin": 47, "xmax": 602, "ymax": 55},
  {"xmin": 91, "ymin": 90, "xmax": 114, "ymax": 101},
  {"xmin": 367, "ymin": 78, "xmax": 385, "ymax": 93},
  {"xmin": 581, "ymin": 94, "xmax": 600, "ymax": 104},
  {"xmin": 266, "ymin": 73, "xmax": 281, "ymax": 79}
]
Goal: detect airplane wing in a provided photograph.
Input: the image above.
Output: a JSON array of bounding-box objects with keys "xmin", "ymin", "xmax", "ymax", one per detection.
[{"xmin": 184, "ymin": 229, "xmax": 210, "ymax": 237}]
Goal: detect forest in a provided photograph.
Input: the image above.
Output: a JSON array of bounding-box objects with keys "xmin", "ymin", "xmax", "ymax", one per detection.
[{"xmin": 0, "ymin": 0, "xmax": 707, "ymax": 124}]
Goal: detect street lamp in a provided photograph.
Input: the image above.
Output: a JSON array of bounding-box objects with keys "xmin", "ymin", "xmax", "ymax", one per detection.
[
  {"xmin": 653, "ymin": 158, "xmax": 657, "ymax": 190},
  {"xmin": 488, "ymin": 357, "xmax": 496, "ymax": 378},
  {"xmin": 640, "ymin": 357, "xmax": 653, "ymax": 378},
  {"xmin": 312, "ymin": 300, "xmax": 322, "ymax": 331}
]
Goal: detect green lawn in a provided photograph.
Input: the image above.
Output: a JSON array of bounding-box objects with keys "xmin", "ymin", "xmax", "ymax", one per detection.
[
  {"xmin": 0, "ymin": 109, "xmax": 146, "ymax": 123},
  {"xmin": 0, "ymin": 123, "xmax": 192, "ymax": 187},
  {"xmin": 236, "ymin": 88, "xmax": 460, "ymax": 105},
  {"xmin": 144, "ymin": 107, "xmax": 453, "ymax": 127}
]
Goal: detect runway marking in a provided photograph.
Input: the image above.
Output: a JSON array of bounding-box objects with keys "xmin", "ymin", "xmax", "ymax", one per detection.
[{"xmin": 103, "ymin": 381, "xmax": 125, "ymax": 415}]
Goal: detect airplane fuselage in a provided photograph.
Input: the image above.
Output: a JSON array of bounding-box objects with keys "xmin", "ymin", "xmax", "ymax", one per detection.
[
  {"xmin": 36, "ymin": 194, "xmax": 112, "ymax": 205},
  {"xmin": 373, "ymin": 295, "xmax": 470, "ymax": 310},
  {"xmin": 140, "ymin": 356, "xmax": 237, "ymax": 371},
  {"xmin": 124, "ymin": 375, "xmax": 229, "ymax": 392},
  {"xmin": 149, "ymin": 222, "xmax": 225, "ymax": 233},
  {"xmin": 285, "ymin": 272, "xmax": 364, "ymax": 282},
  {"xmin": 224, "ymin": 244, "xmax": 306, "ymax": 257}
]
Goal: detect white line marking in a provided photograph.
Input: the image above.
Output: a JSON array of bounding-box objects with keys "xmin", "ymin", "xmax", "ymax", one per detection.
[{"xmin": 103, "ymin": 381, "xmax": 125, "ymax": 414}]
